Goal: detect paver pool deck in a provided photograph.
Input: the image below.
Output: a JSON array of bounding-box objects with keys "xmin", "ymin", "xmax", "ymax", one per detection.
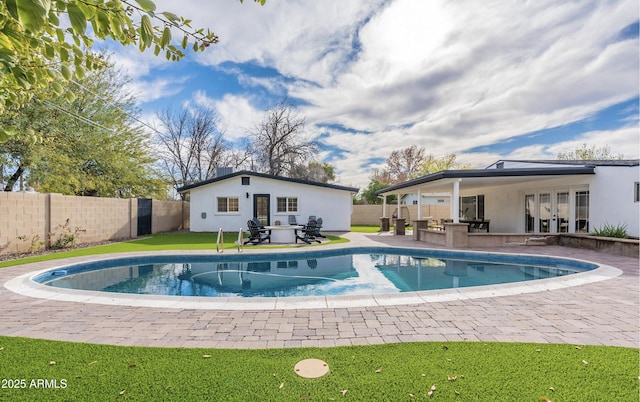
[{"xmin": 0, "ymin": 232, "xmax": 638, "ymax": 349}]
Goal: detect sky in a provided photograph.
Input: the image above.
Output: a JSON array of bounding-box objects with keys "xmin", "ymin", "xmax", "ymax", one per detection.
[{"xmin": 100, "ymin": 0, "xmax": 639, "ymax": 188}]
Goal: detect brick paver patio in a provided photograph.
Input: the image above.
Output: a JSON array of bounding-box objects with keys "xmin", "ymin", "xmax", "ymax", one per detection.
[{"xmin": 0, "ymin": 232, "xmax": 637, "ymax": 348}]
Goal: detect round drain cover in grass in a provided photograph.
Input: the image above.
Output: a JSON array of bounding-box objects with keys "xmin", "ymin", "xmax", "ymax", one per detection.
[{"xmin": 294, "ymin": 359, "xmax": 329, "ymax": 378}]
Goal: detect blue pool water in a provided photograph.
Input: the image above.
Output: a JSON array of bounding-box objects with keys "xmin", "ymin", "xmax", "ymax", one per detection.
[{"xmin": 34, "ymin": 247, "xmax": 596, "ymax": 298}]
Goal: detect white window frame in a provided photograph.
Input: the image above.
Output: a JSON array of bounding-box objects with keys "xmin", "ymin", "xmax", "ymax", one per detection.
[
  {"xmin": 217, "ymin": 196, "xmax": 239, "ymax": 213},
  {"xmin": 276, "ymin": 196, "xmax": 298, "ymax": 213}
]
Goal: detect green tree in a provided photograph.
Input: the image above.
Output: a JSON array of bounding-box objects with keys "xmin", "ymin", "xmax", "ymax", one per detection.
[
  {"xmin": 0, "ymin": 0, "xmax": 264, "ymax": 140},
  {"xmin": 1, "ymin": 62, "xmax": 168, "ymax": 198},
  {"xmin": 557, "ymin": 144, "xmax": 623, "ymax": 160},
  {"xmin": 417, "ymin": 153, "xmax": 471, "ymax": 176},
  {"xmin": 361, "ymin": 179, "xmax": 395, "ymax": 205}
]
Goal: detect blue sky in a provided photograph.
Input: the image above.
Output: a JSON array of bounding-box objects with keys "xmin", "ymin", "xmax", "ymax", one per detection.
[{"xmin": 102, "ymin": 0, "xmax": 639, "ymax": 187}]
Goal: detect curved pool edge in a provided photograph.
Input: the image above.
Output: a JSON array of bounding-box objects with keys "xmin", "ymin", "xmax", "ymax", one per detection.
[{"xmin": 2, "ymin": 249, "xmax": 623, "ymax": 311}]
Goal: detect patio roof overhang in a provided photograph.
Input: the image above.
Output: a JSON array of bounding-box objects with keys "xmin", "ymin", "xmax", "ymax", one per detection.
[
  {"xmin": 376, "ymin": 166, "xmax": 596, "ymax": 196},
  {"xmin": 376, "ymin": 166, "xmax": 596, "ymax": 223}
]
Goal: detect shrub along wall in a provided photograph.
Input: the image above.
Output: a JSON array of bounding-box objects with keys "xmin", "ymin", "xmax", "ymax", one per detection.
[{"xmin": 0, "ymin": 192, "xmax": 188, "ymax": 256}]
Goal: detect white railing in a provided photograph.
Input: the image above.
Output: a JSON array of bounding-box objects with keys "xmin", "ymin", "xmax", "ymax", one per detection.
[
  {"xmin": 215, "ymin": 228, "xmax": 224, "ymax": 253},
  {"xmin": 237, "ymin": 228, "xmax": 244, "ymax": 253}
]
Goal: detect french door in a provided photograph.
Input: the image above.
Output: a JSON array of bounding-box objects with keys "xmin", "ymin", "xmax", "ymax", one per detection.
[
  {"xmin": 524, "ymin": 190, "xmax": 569, "ymax": 233},
  {"xmin": 253, "ymin": 194, "xmax": 270, "ymax": 226}
]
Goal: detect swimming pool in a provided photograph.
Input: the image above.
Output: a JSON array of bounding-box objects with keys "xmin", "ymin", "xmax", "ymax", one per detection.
[{"xmin": 33, "ymin": 247, "xmax": 597, "ymax": 298}]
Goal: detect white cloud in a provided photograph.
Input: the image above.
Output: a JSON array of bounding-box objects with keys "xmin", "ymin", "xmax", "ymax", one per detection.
[
  {"xmin": 543, "ymin": 126, "xmax": 640, "ymax": 159},
  {"xmin": 211, "ymin": 94, "xmax": 264, "ymax": 142},
  {"xmin": 125, "ymin": 77, "xmax": 188, "ymax": 103},
  {"xmin": 108, "ymin": 0, "xmax": 638, "ymax": 188}
]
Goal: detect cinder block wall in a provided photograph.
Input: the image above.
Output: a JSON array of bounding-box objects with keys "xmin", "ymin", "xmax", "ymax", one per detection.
[
  {"xmin": 0, "ymin": 192, "xmax": 188, "ymax": 255},
  {"xmin": 0, "ymin": 192, "xmax": 48, "ymax": 254},
  {"xmin": 48, "ymin": 194, "xmax": 134, "ymax": 245},
  {"xmin": 152, "ymin": 200, "xmax": 189, "ymax": 233}
]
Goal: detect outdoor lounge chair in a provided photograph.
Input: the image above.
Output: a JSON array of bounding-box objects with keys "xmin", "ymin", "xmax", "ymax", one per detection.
[
  {"xmin": 252, "ymin": 217, "xmax": 265, "ymax": 229},
  {"xmin": 295, "ymin": 219, "xmax": 321, "ymax": 244},
  {"xmin": 312, "ymin": 217, "xmax": 326, "ymax": 238},
  {"xmin": 244, "ymin": 219, "xmax": 271, "ymax": 245}
]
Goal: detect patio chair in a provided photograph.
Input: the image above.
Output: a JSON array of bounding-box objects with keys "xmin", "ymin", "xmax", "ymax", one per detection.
[
  {"xmin": 244, "ymin": 220, "xmax": 271, "ymax": 245},
  {"xmin": 312, "ymin": 217, "xmax": 326, "ymax": 238},
  {"xmin": 252, "ymin": 217, "xmax": 265, "ymax": 229},
  {"xmin": 295, "ymin": 219, "xmax": 321, "ymax": 244},
  {"xmin": 288, "ymin": 215, "xmax": 306, "ymax": 228}
]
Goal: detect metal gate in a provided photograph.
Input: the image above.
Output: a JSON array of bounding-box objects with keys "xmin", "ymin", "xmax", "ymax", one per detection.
[{"xmin": 137, "ymin": 198, "xmax": 152, "ymax": 236}]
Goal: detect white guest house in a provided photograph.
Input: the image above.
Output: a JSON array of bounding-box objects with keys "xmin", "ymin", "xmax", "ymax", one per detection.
[{"xmin": 178, "ymin": 170, "xmax": 358, "ymax": 233}]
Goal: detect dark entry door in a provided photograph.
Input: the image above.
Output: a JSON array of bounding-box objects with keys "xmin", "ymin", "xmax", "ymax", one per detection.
[
  {"xmin": 137, "ymin": 198, "xmax": 152, "ymax": 236},
  {"xmin": 253, "ymin": 194, "xmax": 270, "ymax": 226}
]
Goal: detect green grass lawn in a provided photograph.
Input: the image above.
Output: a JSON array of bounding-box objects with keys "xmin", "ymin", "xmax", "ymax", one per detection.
[
  {"xmin": 0, "ymin": 231, "xmax": 637, "ymax": 401},
  {"xmin": 0, "ymin": 231, "xmax": 349, "ymax": 269},
  {"xmin": 350, "ymin": 225, "xmax": 382, "ymax": 233},
  {"xmin": 0, "ymin": 337, "xmax": 636, "ymax": 401}
]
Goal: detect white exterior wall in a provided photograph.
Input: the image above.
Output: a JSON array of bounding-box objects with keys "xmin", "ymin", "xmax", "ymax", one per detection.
[
  {"xmin": 188, "ymin": 175, "xmax": 354, "ymax": 232},
  {"xmin": 461, "ymin": 175, "xmax": 594, "ymax": 233},
  {"xmin": 589, "ymin": 165, "xmax": 639, "ymax": 237}
]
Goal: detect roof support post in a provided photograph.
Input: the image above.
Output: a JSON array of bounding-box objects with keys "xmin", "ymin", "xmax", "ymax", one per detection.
[
  {"xmin": 417, "ymin": 188, "xmax": 422, "ymax": 220},
  {"xmin": 397, "ymin": 193, "xmax": 401, "ymax": 218},
  {"xmin": 452, "ymin": 179, "xmax": 461, "ymax": 223},
  {"xmin": 382, "ymin": 196, "xmax": 387, "ymax": 218}
]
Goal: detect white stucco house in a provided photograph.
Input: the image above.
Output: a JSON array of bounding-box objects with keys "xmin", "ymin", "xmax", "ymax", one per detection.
[
  {"xmin": 378, "ymin": 159, "xmax": 640, "ymax": 237},
  {"xmin": 178, "ymin": 171, "xmax": 358, "ymax": 232}
]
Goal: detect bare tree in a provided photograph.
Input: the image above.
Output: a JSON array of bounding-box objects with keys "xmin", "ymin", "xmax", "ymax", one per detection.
[
  {"xmin": 385, "ymin": 145, "xmax": 426, "ymax": 182},
  {"xmin": 557, "ymin": 144, "xmax": 623, "ymax": 160},
  {"xmin": 155, "ymin": 106, "xmax": 228, "ymax": 196},
  {"xmin": 248, "ymin": 99, "xmax": 317, "ymax": 176},
  {"xmin": 289, "ymin": 162, "xmax": 336, "ymax": 183},
  {"xmin": 372, "ymin": 145, "xmax": 426, "ymax": 184}
]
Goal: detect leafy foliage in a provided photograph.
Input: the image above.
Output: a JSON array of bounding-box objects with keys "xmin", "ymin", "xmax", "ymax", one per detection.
[
  {"xmin": 360, "ymin": 179, "xmax": 395, "ymax": 205},
  {"xmin": 49, "ymin": 218, "xmax": 85, "ymax": 249},
  {"xmin": 0, "ymin": 0, "xmax": 265, "ymax": 140},
  {"xmin": 592, "ymin": 222, "xmax": 629, "ymax": 238},
  {"xmin": 0, "ymin": 61, "xmax": 168, "ymax": 198},
  {"xmin": 416, "ymin": 152, "xmax": 471, "ymax": 176}
]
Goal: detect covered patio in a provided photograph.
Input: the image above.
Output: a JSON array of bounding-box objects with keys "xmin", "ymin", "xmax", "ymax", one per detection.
[{"xmin": 376, "ymin": 163, "xmax": 606, "ymax": 248}]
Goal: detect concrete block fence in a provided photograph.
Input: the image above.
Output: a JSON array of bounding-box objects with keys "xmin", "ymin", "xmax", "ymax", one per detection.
[{"xmin": 0, "ymin": 192, "xmax": 188, "ymax": 255}]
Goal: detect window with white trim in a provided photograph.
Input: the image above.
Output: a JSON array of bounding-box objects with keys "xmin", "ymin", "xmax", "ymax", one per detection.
[
  {"xmin": 217, "ymin": 197, "xmax": 239, "ymax": 213},
  {"xmin": 575, "ymin": 190, "xmax": 589, "ymax": 233},
  {"xmin": 276, "ymin": 197, "xmax": 298, "ymax": 213}
]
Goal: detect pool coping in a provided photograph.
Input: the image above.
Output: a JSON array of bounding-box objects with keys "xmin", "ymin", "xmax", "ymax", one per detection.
[{"xmin": 3, "ymin": 247, "xmax": 622, "ymax": 310}]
